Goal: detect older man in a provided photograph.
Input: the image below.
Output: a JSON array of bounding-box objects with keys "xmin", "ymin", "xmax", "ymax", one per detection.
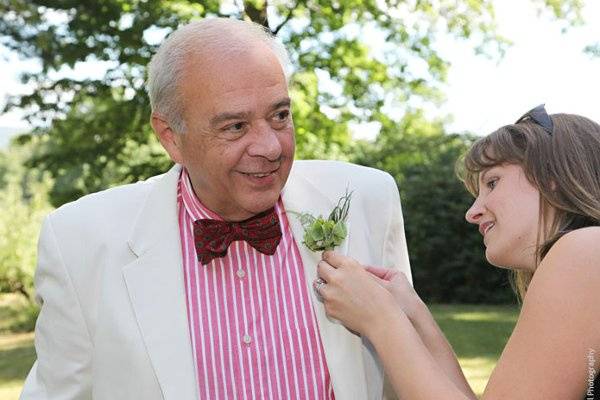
[{"xmin": 21, "ymin": 18, "xmax": 411, "ymax": 400}]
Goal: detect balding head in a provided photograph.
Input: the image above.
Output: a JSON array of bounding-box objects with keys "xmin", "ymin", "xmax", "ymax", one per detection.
[{"xmin": 146, "ymin": 18, "xmax": 291, "ymax": 134}]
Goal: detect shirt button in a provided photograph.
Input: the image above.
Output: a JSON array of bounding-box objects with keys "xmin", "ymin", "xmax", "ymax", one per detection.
[
  {"xmin": 243, "ymin": 334, "xmax": 252, "ymax": 344},
  {"xmin": 237, "ymin": 269, "xmax": 246, "ymax": 279}
]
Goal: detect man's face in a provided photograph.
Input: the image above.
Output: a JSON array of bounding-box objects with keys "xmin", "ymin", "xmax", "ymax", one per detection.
[{"xmin": 165, "ymin": 45, "xmax": 295, "ymax": 221}]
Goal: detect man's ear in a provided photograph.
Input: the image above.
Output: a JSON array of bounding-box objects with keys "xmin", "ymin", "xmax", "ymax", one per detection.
[{"xmin": 151, "ymin": 112, "xmax": 184, "ymax": 164}]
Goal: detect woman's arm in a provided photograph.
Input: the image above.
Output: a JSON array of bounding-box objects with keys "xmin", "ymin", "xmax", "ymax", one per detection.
[
  {"xmin": 319, "ymin": 227, "xmax": 600, "ymax": 400},
  {"xmin": 367, "ymin": 306, "xmax": 476, "ymax": 400},
  {"xmin": 408, "ymin": 300, "xmax": 478, "ymax": 398},
  {"xmin": 318, "ymin": 253, "xmax": 476, "ymax": 400},
  {"xmin": 364, "ymin": 265, "xmax": 477, "ymax": 398}
]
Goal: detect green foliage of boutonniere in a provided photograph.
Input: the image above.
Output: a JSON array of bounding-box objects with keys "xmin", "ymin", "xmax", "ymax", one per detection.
[{"xmin": 291, "ymin": 189, "xmax": 353, "ymax": 252}]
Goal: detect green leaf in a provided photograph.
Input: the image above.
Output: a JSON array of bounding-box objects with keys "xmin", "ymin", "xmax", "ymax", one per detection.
[
  {"xmin": 333, "ymin": 221, "xmax": 347, "ymax": 240},
  {"xmin": 307, "ymin": 220, "xmax": 325, "ymax": 241}
]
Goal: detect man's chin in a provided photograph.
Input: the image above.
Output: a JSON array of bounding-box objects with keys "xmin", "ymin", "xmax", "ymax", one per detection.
[
  {"xmin": 249, "ymin": 198, "xmax": 280, "ymax": 214},
  {"xmin": 240, "ymin": 193, "xmax": 281, "ymax": 216}
]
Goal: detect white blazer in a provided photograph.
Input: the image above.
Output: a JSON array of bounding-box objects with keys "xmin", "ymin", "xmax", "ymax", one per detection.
[{"xmin": 21, "ymin": 160, "xmax": 411, "ymax": 400}]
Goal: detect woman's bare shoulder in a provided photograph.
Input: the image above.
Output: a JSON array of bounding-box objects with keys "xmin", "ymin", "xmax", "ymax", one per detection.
[
  {"xmin": 482, "ymin": 227, "xmax": 600, "ymax": 399},
  {"xmin": 553, "ymin": 226, "xmax": 600, "ymax": 246},
  {"xmin": 528, "ymin": 226, "xmax": 600, "ymax": 311},
  {"xmin": 541, "ymin": 226, "xmax": 600, "ymax": 274}
]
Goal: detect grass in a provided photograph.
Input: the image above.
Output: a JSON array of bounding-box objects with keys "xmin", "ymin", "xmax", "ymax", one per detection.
[
  {"xmin": 0, "ymin": 333, "xmax": 35, "ymax": 400},
  {"xmin": 0, "ymin": 294, "xmax": 37, "ymax": 400},
  {"xmin": 429, "ymin": 304, "xmax": 519, "ymax": 395},
  {"xmin": 0, "ymin": 294, "xmax": 519, "ymax": 400}
]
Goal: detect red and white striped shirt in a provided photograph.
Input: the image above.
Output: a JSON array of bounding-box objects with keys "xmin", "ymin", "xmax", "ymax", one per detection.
[{"xmin": 177, "ymin": 168, "xmax": 335, "ymax": 399}]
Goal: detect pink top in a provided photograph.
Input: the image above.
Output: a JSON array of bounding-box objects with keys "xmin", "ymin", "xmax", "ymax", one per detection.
[{"xmin": 177, "ymin": 168, "xmax": 335, "ymax": 399}]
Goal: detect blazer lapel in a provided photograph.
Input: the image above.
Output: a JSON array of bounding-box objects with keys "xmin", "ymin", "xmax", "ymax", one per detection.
[
  {"xmin": 282, "ymin": 168, "xmax": 367, "ymax": 400},
  {"xmin": 123, "ymin": 164, "xmax": 198, "ymax": 400}
]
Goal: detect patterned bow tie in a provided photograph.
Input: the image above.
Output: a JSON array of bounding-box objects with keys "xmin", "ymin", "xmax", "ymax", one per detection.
[{"xmin": 193, "ymin": 207, "xmax": 282, "ymax": 265}]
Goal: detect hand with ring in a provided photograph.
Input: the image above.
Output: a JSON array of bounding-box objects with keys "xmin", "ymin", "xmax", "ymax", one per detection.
[
  {"xmin": 314, "ymin": 251, "xmax": 399, "ymax": 336},
  {"xmin": 313, "ymin": 277, "xmax": 327, "ymax": 299}
]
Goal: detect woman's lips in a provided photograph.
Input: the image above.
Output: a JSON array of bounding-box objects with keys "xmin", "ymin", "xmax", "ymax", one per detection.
[{"xmin": 479, "ymin": 221, "xmax": 495, "ymax": 236}]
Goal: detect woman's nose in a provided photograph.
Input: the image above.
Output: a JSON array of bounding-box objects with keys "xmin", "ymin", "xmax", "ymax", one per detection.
[{"xmin": 465, "ymin": 198, "xmax": 485, "ymax": 224}]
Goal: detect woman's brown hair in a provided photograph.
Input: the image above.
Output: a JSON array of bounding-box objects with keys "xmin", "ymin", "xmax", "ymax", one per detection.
[{"xmin": 458, "ymin": 113, "xmax": 600, "ymax": 299}]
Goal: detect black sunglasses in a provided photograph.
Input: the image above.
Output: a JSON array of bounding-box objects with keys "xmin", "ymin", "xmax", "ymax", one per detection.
[{"xmin": 515, "ymin": 104, "xmax": 554, "ymax": 135}]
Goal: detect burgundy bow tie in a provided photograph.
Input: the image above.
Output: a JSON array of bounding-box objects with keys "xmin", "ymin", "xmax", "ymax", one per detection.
[{"xmin": 193, "ymin": 207, "xmax": 282, "ymax": 265}]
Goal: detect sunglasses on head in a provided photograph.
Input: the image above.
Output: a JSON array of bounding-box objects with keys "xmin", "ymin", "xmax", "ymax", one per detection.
[{"xmin": 515, "ymin": 104, "xmax": 554, "ymax": 135}]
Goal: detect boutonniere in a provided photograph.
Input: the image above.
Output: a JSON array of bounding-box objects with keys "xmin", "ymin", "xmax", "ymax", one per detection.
[{"xmin": 291, "ymin": 189, "xmax": 353, "ymax": 252}]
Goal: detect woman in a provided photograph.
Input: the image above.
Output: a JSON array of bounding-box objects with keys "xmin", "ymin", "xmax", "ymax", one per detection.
[{"xmin": 315, "ymin": 105, "xmax": 600, "ymax": 399}]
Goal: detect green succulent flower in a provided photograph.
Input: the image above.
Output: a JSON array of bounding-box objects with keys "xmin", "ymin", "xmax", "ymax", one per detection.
[{"xmin": 290, "ymin": 189, "xmax": 352, "ymax": 252}]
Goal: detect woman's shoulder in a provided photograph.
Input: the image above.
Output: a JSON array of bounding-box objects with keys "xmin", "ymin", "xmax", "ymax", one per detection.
[
  {"xmin": 495, "ymin": 227, "xmax": 600, "ymax": 399},
  {"xmin": 557, "ymin": 225, "xmax": 600, "ymax": 242},
  {"xmin": 545, "ymin": 226, "xmax": 600, "ymax": 265},
  {"xmin": 533, "ymin": 227, "xmax": 600, "ymax": 295}
]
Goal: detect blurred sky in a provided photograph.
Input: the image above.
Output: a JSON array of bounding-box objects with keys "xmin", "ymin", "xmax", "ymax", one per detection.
[
  {"xmin": 1, "ymin": 0, "xmax": 599, "ymax": 145},
  {"xmin": 437, "ymin": 0, "xmax": 600, "ymax": 137}
]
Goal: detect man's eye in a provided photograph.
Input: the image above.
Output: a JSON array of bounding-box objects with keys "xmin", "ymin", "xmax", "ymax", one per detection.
[
  {"xmin": 486, "ymin": 178, "xmax": 498, "ymax": 189},
  {"xmin": 274, "ymin": 110, "xmax": 289, "ymax": 121},
  {"xmin": 226, "ymin": 122, "xmax": 245, "ymax": 132}
]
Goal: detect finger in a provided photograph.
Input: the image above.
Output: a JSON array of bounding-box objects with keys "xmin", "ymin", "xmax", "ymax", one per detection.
[
  {"xmin": 322, "ymin": 250, "xmax": 334, "ymax": 260},
  {"xmin": 313, "ymin": 277, "xmax": 328, "ymax": 298},
  {"xmin": 366, "ymin": 273, "xmax": 387, "ymax": 287},
  {"xmin": 365, "ymin": 265, "xmax": 391, "ymax": 279},
  {"xmin": 314, "ymin": 275, "xmax": 335, "ymax": 301},
  {"xmin": 317, "ymin": 260, "xmax": 337, "ymax": 283},
  {"xmin": 322, "ymin": 251, "xmax": 359, "ymax": 270},
  {"xmin": 317, "ymin": 280, "xmax": 331, "ymax": 299},
  {"xmin": 388, "ymin": 270, "xmax": 410, "ymax": 283},
  {"xmin": 365, "ymin": 266, "xmax": 401, "ymax": 282}
]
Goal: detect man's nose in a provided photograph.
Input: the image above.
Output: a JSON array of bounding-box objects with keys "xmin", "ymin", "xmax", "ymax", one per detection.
[
  {"xmin": 247, "ymin": 123, "xmax": 283, "ymax": 161},
  {"xmin": 465, "ymin": 197, "xmax": 484, "ymax": 224}
]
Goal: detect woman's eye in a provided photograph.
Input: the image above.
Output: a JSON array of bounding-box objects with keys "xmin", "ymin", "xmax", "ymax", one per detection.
[{"xmin": 486, "ymin": 178, "xmax": 498, "ymax": 189}]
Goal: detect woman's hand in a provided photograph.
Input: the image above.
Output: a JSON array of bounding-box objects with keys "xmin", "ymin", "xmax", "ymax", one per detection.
[
  {"xmin": 364, "ymin": 265, "xmax": 425, "ymax": 323},
  {"xmin": 316, "ymin": 251, "xmax": 400, "ymax": 337}
]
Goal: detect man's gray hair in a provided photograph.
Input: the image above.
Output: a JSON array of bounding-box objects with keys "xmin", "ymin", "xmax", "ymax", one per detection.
[{"xmin": 146, "ymin": 18, "xmax": 292, "ymax": 134}]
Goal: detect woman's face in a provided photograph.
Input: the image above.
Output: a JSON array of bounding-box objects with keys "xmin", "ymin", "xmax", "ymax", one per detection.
[{"xmin": 465, "ymin": 163, "xmax": 542, "ymax": 271}]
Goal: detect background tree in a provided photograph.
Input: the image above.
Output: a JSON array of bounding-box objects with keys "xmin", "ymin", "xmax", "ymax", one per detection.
[
  {"xmin": 0, "ymin": 139, "xmax": 53, "ymax": 300},
  {"xmin": 0, "ymin": 0, "xmax": 582, "ymax": 205},
  {"xmin": 354, "ymin": 110, "xmax": 514, "ymax": 303},
  {"xmin": 0, "ymin": 0, "xmax": 584, "ymax": 303}
]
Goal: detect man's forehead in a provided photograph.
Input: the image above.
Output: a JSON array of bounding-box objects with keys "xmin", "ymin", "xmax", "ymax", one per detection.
[
  {"xmin": 183, "ymin": 51, "xmax": 286, "ymax": 93},
  {"xmin": 186, "ymin": 41, "xmax": 280, "ymax": 74},
  {"xmin": 178, "ymin": 43, "xmax": 289, "ymax": 125}
]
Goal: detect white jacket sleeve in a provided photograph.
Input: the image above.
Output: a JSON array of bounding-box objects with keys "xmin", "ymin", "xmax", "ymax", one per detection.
[
  {"xmin": 381, "ymin": 174, "xmax": 412, "ymax": 284},
  {"xmin": 20, "ymin": 215, "xmax": 93, "ymax": 400}
]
